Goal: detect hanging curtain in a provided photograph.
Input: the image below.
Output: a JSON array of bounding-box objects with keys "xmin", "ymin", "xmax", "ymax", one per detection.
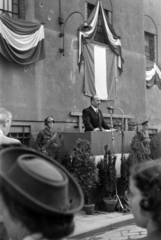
[
  {"xmin": 146, "ymin": 62, "xmax": 161, "ymax": 90},
  {"xmin": 0, "ymin": 13, "xmax": 45, "ymax": 65},
  {"xmin": 78, "ymin": 0, "xmax": 124, "ymax": 75}
]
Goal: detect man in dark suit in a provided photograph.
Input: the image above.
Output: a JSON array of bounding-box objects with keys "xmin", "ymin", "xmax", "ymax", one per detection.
[{"xmin": 82, "ymin": 95, "xmax": 110, "ymax": 132}]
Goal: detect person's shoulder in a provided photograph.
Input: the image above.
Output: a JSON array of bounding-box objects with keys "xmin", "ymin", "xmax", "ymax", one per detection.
[
  {"xmin": 138, "ymin": 130, "xmax": 145, "ymax": 138},
  {"xmin": 38, "ymin": 128, "xmax": 45, "ymax": 135},
  {"xmin": 0, "ymin": 135, "xmax": 21, "ymax": 145},
  {"xmin": 83, "ymin": 106, "xmax": 90, "ymax": 112}
]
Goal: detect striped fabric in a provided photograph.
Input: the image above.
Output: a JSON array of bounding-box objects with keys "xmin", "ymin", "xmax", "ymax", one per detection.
[
  {"xmin": 0, "ymin": 13, "xmax": 45, "ymax": 65},
  {"xmin": 84, "ymin": 43, "xmax": 117, "ymax": 100},
  {"xmin": 146, "ymin": 62, "xmax": 161, "ymax": 89}
]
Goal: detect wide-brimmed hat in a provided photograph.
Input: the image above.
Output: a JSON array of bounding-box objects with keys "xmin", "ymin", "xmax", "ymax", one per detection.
[
  {"xmin": 142, "ymin": 120, "xmax": 148, "ymax": 126},
  {"xmin": 0, "ymin": 147, "xmax": 84, "ymax": 215},
  {"xmin": 44, "ymin": 116, "xmax": 54, "ymax": 125}
]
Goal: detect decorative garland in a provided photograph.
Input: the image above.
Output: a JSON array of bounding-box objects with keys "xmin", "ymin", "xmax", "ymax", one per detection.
[
  {"xmin": 146, "ymin": 62, "xmax": 161, "ymax": 90},
  {"xmin": 0, "ymin": 13, "xmax": 45, "ymax": 65}
]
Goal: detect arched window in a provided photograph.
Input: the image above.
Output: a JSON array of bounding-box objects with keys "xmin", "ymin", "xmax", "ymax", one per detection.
[{"xmin": 144, "ymin": 15, "xmax": 157, "ymax": 62}]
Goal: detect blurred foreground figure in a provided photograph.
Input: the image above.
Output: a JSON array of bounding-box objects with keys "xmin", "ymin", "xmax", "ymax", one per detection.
[
  {"xmin": 0, "ymin": 109, "xmax": 21, "ymax": 240},
  {"xmin": 129, "ymin": 159, "xmax": 161, "ymax": 240},
  {"xmin": 0, "ymin": 108, "xmax": 20, "ymax": 146},
  {"xmin": 0, "ymin": 146, "xmax": 84, "ymax": 240}
]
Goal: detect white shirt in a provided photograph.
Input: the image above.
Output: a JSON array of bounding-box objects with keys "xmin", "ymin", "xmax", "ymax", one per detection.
[{"xmin": 91, "ymin": 106, "xmax": 99, "ymax": 113}]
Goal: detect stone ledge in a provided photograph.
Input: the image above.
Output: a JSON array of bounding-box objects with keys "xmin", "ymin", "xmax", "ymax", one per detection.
[{"xmin": 69, "ymin": 212, "xmax": 134, "ymax": 239}]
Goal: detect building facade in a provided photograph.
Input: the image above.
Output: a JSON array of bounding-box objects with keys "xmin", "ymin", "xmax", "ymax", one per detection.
[{"xmin": 0, "ymin": 0, "xmax": 161, "ymax": 142}]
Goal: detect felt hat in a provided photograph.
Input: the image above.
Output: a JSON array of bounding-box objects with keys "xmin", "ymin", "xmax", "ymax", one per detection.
[
  {"xmin": 142, "ymin": 120, "xmax": 148, "ymax": 126},
  {"xmin": 44, "ymin": 116, "xmax": 54, "ymax": 126},
  {"xmin": 0, "ymin": 147, "xmax": 84, "ymax": 215}
]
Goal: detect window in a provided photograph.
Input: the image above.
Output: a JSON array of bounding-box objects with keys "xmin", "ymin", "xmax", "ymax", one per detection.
[
  {"xmin": 86, "ymin": 3, "xmax": 112, "ymax": 45},
  {"xmin": 0, "ymin": 0, "xmax": 19, "ymax": 18},
  {"xmin": 145, "ymin": 32, "xmax": 155, "ymax": 61},
  {"xmin": 9, "ymin": 125, "xmax": 31, "ymax": 146}
]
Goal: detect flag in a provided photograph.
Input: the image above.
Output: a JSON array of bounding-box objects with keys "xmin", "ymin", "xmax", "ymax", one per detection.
[
  {"xmin": 78, "ymin": 0, "xmax": 123, "ymax": 75},
  {"xmin": 84, "ymin": 43, "xmax": 117, "ymax": 100},
  {"xmin": 0, "ymin": 13, "xmax": 45, "ymax": 65},
  {"xmin": 146, "ymin": 62, "xmax": 161, "ymax": 90}
]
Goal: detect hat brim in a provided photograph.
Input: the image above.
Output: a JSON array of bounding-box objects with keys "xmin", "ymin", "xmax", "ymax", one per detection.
[
  {"xmin": 0, "ymin": 147, "xmax": 84, "ymax": 215},
  {"xmin": 142, "ymin": 121, "xmax": 148, "ymax": 125}
]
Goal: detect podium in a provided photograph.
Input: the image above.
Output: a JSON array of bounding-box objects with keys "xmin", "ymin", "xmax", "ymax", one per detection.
[{"xmin": 56, "ymin": 131, "xmax": 135, "ymax": 156}]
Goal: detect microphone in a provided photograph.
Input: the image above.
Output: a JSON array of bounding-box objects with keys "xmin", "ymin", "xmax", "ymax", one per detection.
[
  {"xmin": 107, "ymin": 106, "xmax": 114, "ymax": 110},
  {"xmin": 107, "ymin": 106, "xmax": 115, "ymax": 114}
]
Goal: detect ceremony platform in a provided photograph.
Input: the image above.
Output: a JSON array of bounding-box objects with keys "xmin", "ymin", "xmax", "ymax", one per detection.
[{"xmin": 56, "ymin": 131, "xmax": 135, "ymax": 155}]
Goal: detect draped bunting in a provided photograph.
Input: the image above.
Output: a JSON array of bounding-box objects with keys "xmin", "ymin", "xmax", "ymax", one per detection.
[
  {"xmin": 78, "ymin": 0, "xmax": 124, "ymax": 74},
  {"xmin": 0, "ymin": 14, "xmax": 45, "ymax": 65},
  {"xmin": 146, "ymin": 62, "xmax": 161, "ymax": 90}
]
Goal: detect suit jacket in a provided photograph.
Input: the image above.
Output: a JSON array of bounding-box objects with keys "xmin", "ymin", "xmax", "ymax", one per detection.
[{"xmin": 82, "ymin": 106, "xmax": 110, "ymax": 132}]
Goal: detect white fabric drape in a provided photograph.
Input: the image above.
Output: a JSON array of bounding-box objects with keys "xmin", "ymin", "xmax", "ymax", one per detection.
[
  {"xmin": 0, "ymin": 20, "xmax": 44, "ymax": 51},
  {"xmin": 146, "ymin": 62, "xmax": 161, "ymax": 89}
]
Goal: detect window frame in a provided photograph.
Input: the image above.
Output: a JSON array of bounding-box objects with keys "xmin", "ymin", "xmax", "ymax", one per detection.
[
  {"xmin": 144, "ymin": 31, "xmax": 156, "ymax": 62},
  {"xmin": 85, "ymin": 2, "xmax": 112, "ymax": 45},
  {"xmin": 0, "ymin": 0, "xmax": 19, "ymax": 18}
]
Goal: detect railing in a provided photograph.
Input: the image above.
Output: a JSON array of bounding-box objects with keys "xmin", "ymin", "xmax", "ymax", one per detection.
[{"xmin": 70, "ymin": 111, "xmax": 134, "ymax": 132}]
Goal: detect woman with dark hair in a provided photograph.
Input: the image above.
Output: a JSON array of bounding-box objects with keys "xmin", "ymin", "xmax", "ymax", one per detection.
[
  {"xmin": 0, "ymin": 146, "xmax": 84, "ymax": 240},
  {"xmin": 129, "ymin": 159, "xmax": 161, "ymax": 240}
]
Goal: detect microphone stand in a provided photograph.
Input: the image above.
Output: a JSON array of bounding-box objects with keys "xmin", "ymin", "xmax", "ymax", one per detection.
[
  {"xmin": 107, "ymin": 106, "xmax": 125, "ymax": 211},
  {"xmin": 107, "ymin": 107, "xmax": 115, "ymax": 155}
]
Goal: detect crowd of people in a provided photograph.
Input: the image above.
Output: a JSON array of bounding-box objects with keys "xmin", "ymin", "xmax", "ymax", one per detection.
[
  {"xmin": 0, "ymin": 105, "xmax": 160, "ymax": 240},
  {"xmin": 0, "ymin": 108, "xmax": 83, "ymax": 240}
]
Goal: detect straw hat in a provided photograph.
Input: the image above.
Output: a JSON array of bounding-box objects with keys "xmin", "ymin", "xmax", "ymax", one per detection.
[{"xmin": 0, "ymin": 147, "xmax": 84, "ymax": 215}]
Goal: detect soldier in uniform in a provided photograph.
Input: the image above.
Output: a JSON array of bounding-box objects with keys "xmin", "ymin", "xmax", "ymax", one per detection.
[
  {"xmin": 139, "ymin": 120, "xmax": 151, "ymax": 156},
  {"xmin": 35, "ymin": 116, "xmax": 56, "ymax": 154}
]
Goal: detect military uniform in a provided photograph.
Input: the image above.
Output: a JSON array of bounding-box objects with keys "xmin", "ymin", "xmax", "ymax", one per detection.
[
  {"xmin": 35, "ymin": 127, "xmax": 53, "ymax": 153},
  {"xmin": 139, "ymin": 121, "xmax": 151, "ymax": 155}
]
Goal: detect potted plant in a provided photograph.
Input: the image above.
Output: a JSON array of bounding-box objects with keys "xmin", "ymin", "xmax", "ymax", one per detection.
[
  {"xmin": 97, "ymin": 145, "xmax": 117, "ymax": 212},
  {"xmin": 70, "ymin": 138, "xmax": 99, "ymax": 215}
]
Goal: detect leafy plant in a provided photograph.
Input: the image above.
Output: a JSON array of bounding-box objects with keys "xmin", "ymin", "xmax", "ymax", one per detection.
[
  {"xmin": 70, "ymin": 138, "xmax": 98, "ymax": 204},
  {"xmin": 97, "ymin": 145, "xmax": 116, "ymax": 199},
  {"xmin": 120, "ymin": 155, "xmax": 132, "ymax": 195},
  {"xmin": 128, "ymin": 132, "xmax": 152, "ymax": 165},
  {"xmin": 45, "ymin": 141, "xmax": 72, "ymax": 172},
  {"xmin": 150, "ymin": 131, "xmax": 161, "ymax": 159}
]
